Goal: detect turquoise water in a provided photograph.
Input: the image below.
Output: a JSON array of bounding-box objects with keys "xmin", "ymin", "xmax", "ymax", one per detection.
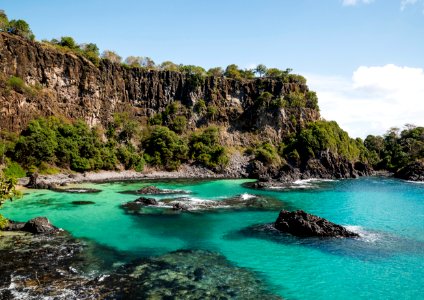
[{"xmin": 2, "ymin": 177, "xmax": 424, "ymax": 299}]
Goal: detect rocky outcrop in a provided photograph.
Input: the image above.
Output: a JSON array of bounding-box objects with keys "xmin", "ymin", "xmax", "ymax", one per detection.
[
  {"xmin": 274, "ymin": 210, "xmax": 358, "ymax": 238},
  {"xmin": 0, "ymin": 32, "xmax": 319, "ymax": 146},
  {"xmin": 120, "ymin": 185, "xmax": 189, "ymax": 195},
  {"xmin": 22, "ymin": 217, "xmax": 59, "ymax": 234},
  {"xmin": 121, "ymin": 194, "xmax": 285, "ymax": 214},
  {"xmin": 394, "ymin": 161, "xmax": 424, "ymax": 182},
  {"xmin": 7, "ymin": 217, "xmax": 60, "ymax": 234},
  {"xmin": 0, "ymin": 233, "xmax": 281, "ymax": 299},
  {"xmin": 247, "ymin": 150, "xmax": 373, "ymax": 183}
]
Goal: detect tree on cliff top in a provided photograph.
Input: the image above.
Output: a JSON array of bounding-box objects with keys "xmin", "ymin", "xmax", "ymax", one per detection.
[
  {"xmin": 7, "ymin": 19, "xmax": 34, "ymax": 40},
  {"xmin": 255, "ymin": 64, "xmax": 267, "ymax": 78},
  {"xmin": 0, "ymin": 10, "xmax": 8, "ymax": 32},
  {"xmin": 102, "ymin": 50, "xmax": 122, "ymax": 64}
]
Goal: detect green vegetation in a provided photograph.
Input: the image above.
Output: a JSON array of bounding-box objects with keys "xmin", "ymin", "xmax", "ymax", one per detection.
[
  {"xmin": 281, "ymin": 120, "xmax": 368, "ymax": 163},
  {"xmin": 249, "ymin": 142, "xmax": 281, "ymax": 166},
  {"xmin": 189, "ymin": 127, "xmax": 229, "ymax": 169},
  {"xmin": 148, "ymin": 102, "xmax": 188, "ymax": 134},
  {"xmin": 0, "ymin": 170, "xmax": 21, "ymax": 229},
  {"xmin": 143, "ymin": 126, "xmax": 188, "ymax": 171},
  {"xmin": 364, "ymin": 125, "xmax": 424, "ymax": 171}
]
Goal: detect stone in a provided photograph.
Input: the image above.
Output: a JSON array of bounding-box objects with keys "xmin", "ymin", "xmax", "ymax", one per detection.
[
  {"xmin": 21, "ymin": 217, "xmax": 59, "ymax": 234},
  {"xmin": 274, "ymin": 210, "xmax": 358, "ymax": 238}
]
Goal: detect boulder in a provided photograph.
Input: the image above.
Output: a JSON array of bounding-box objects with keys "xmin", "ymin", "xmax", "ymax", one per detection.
[
  {"xmin": 121, "ymin": 197, "xmax": 158, "ymax": 212},
  {"xmin": 172, "ymin": 202, "xmax": 190, "ymax": 211},
  {"xmin": 394, "ymin": 161, "xmax": 424, "ymax": 182},
  {"xmin": 21, "ymin": 217, "xmax": 59, "ymax": 234},
  {"xmin": 274, "ymin": 210, "xmax": 358, "ymax": 238}
]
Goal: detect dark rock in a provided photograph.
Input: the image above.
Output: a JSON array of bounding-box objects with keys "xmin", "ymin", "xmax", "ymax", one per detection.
[
  {"xmin": 136, "ymin": 185, "xmax": 166, "ymax": 194},
  {"xmin": 172, "ymin": 202, "xmax": 190, "ymax": 211},
  {"xmin": 26, "ymin": 171, "xmax": 38, "ymax": 188},
  {"xmin": 120, "ymin": 185, "xmax": 189, "ymax": 195},
  {"xmin": 134, "ymin": 197, "xmax": 158, "ymax": 206},
  {"xmin": 394, "ymin": 161, "xmax": 424, "ymax": 182},
  {"xmin": 21, "ymin": 217, "xmax": 59, "ymax": 234},
  {"xmin": 121, "ymin": 197, "xmax": 159, "ymax": 212},
  {"xmin": 274, "ymin": 210, "xmax": 358, "ymax": 238},
  {"xmin": 5, "ymin": 220, "xmax": 25, "ymax": 231},
  {"xmin": 52, "ymin": 187, "xmax": 102, "ymax": 194},
  {"xmin": 71, "ymin": 201, "xmax": 96, "ymax": 205}
]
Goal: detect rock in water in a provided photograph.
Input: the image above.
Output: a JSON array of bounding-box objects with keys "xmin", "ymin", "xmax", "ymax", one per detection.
[
  {"xmin": 274, "ymin": 210, "xmax": 358, "ymax": 238},
  {"xmin": 136, "ymin": 185, "xmax": 164, "ymax": 194},
  {"xmin": 21, "ymin": 217, "xmax": 59, "ymax": 234},
  {"xmin": 394, "ymin": 160, "xmax": 424, "ymax": 182}
]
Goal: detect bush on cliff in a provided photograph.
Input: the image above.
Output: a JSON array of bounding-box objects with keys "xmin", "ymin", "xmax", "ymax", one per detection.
[
  {"xmin": 189, "ymin": 126, "xmax": 229, "ymax": 170},
  {"xmin": 281, "ymin": 120, "xmax": 368, "ymax": 163},
  {"xmin": 143, "ymin": 126, "xmax": 188, "ymax": 171},
  {"xmin": 364, "ymin": 125, "xmax": 424, "ymax": 171},
  {"xmin": 249, "ymin": 142, "xmax": 282, "ymax": 166}
]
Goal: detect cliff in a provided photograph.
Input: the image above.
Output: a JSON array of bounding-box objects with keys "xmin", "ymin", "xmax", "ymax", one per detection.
[{"xmin": 0, "ymin": 32, "xmax": 318, "ymax": 147}]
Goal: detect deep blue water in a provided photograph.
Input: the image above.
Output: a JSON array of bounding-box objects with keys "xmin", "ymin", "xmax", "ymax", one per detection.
[{"xmin": 2, "ymin": 177, "xmax": 424, "ymax": 299}]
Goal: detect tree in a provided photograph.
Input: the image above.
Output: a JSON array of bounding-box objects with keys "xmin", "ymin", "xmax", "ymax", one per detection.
[
  {"xmin": 160, "ymin": 61, "xmax": 179, "ymax": 72},
  {"xmin": 0, "ymin": 170, "xmax": 21, "ymax": 229},
  {"xmin": 189, "ymin": 127, "xmax": 228, "ymax": 169},
  {"xmin": 80, "ymin": 43, "xmax": 100, "ymax": 65},
  {"xmin": 60, "ymin": 36, "xmax": 78, "ymax": 49},
  {"xmin": 102, "ymin": 50, "xmax": 122, "ymax": 64},
  {"xmin": 207, "ymin": 67, "xmax": 224, "ymax": 77},
  {"xmin": 125, "ymin": 56, "xmax": 142, "ymax": 67},
  {"xmin": 224, "ymin": 64, "xmax": 241, "ymax": 80},
  {"xmin": 7, "ymin": 19, "xmax": 34, "ymax": 40},
  {"xmin": 255, "ymin": 64, "xmax": 267, "ymax": 77},
  {"xmin": 266, "ymin": 68, "xmax": 283, "ymax": 77},
  {"xmin": 0, "ymin": 10, "xmax": 9, "ymax": 32},
  {"xmin": 0, "ymin": 171, "xmax": 20, "ymax": 207},
  {"xmin": 143, "ymin": 126, "xmax": 188, "ymax": 170}
]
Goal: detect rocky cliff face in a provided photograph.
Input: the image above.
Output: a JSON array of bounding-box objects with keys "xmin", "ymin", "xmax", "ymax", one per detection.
[{"xmin": 0, "ymin": 32, "xmax": 319, "ymax": 146}]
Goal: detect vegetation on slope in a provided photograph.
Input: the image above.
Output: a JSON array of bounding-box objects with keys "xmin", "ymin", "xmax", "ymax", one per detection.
[{"xmin": 364, "ymin": 125, "xmax": 424, "ymax": 172}]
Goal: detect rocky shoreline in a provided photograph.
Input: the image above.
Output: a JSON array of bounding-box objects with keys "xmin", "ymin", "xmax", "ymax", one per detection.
[{"xmin": 0, "ymin": 219, "xmax": 282, "ymax": 300}]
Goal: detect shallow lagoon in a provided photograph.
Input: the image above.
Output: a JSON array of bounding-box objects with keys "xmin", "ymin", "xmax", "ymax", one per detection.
[{"xmin": 2, "ymin": 177, "xmax": 424, "ymax": 299}]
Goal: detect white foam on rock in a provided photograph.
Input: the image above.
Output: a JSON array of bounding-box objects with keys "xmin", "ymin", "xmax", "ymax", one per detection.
[{"xmin": 345, "ymin": 225, "xmax": 380, "ymax": 243}]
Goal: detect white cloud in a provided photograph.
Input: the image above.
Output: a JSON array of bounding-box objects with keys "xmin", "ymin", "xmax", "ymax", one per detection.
[
  {"xmin": 306, "ymin": 64, "xmax": 424, "ymax": 138},
  {"xmin": 342, "ymin": 0, "xmax": 374, "ymax": 6},
  {"xmin": 401, "ymin": 0, "xmax": 418, "ymax": 10}
]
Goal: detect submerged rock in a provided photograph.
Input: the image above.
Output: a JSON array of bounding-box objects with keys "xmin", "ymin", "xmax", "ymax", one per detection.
[
  {"xmin": 274, "ymin": 210, "xmax": 358, "ymax": 238},
  {"xmin": 394, "ymin": 161, "xmax": 424, "ymax": 182},
  {"xmin": 0, "ymin": 233, "xmax": 281, "ymax": 299},
  {"xmin": 71, "ymin": 200, "xmax": 96, "ymax": 205},
  {"xmin": 97, "ymin": 249, "xmax": 282, "ymax": 300},
  {"xmin": 52, "ymin": 187, "xmax": 102, "ymax": 194}
]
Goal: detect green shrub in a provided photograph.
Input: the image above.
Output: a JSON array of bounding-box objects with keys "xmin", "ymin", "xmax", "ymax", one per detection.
[
  {"xmin": 3, "ymin": 159, "xmax": 26, "ymax": 178},
  {"xmin": 0, "ymin": 214, "xmax": 9, "ymax": 230},
  {"xmin": 7, "ymin": 76, "xmax": 25, "ymax": 93},
  {"xmin": 170, "ymin": 116, "xmax": 187, "ymax": 134},
  {"xmin": 194, "ymin": 99, "xmax": 207, "ymax": 114},
  {"xmin": 253, "ymin": 142, "xmax": 281, "ymax": 166},
  {"xmin": 189, "ymin": 127, "xmax": 229, "ymax": 170},
  {"xmin": 143, "ymin": 126, "xmax": 188, "ymax": 170}
]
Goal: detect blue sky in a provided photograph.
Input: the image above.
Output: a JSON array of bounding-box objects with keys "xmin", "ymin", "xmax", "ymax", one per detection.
[{"xmin": 2, "ymin": 0, "xmax": 424, "ymax": 137}]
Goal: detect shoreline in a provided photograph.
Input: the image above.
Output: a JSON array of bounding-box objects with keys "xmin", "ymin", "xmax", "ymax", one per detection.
[
  {"xmin": 16, "ymin": 168, "xmax": 401, "ymax": 189},
  {"xmin": 17, "ymin": 165, "xmax": 237, "ymax": 187}
]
